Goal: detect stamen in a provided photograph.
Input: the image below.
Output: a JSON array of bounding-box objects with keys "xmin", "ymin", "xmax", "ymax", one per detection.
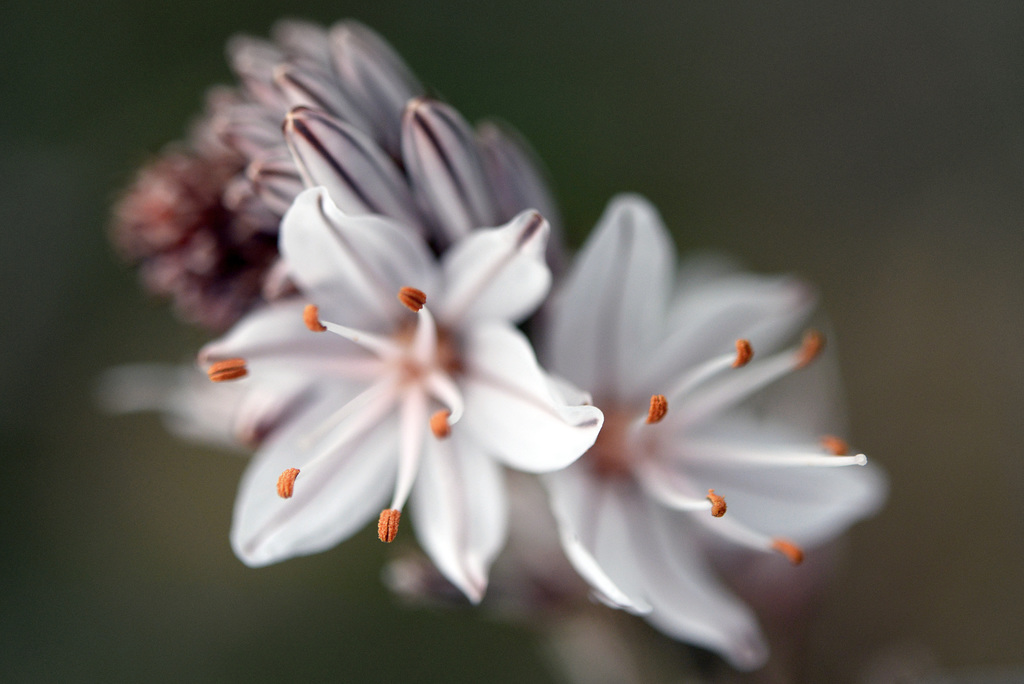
[
  {"xmin": 821, "ymin": 435, "xmax": 849, "ymax": 455},
  {"xmin": 303, "ymin": 304, "xmax": 326, "ymax": 332},
  {"xmin": 277, "ymin": 468, "xmax": 300, "ymax": 498},
  {"xmin": 772, "ymin": 538, "xmax": 805, "ymax": 565},
  {"xmin": 207, "ymin": 358, "xmax": 247, "ymax": 382},
  {"xmin": 706, "ymin": 489, "xmax": 727, "ymax": 517},
  {"xmin": 646, "ymin": 395, "xmax": 668, "ymax": 424},
  {"xmin": 378, "ymin": 508, "xmax": 401, "ymax": 542},
  {"xmin": 430, "ymin": 410, "xmax": 451, "ymax": 438},
  {"xmin": 398, "ymin": 286, "xmax": 427, "ymax": 312},
  {"xmin": 797, "ymin": 330, "xmax": 825, "ymax": 368},
  {"xmin": 733, "ymin": 339, "xmax": 753, "ymax": 368}
]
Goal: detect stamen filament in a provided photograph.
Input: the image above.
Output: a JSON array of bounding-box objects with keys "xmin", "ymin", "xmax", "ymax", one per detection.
[
  {"xmin": 321, "ymin": 320, "xmax": 403, "ymax": 358},
  {"xmin": 411, "ymin": 305, "xmax": 439, "ymax": 365},
  {"xmin": 424, "ymin": 371, "xmax": 465, "ymax": 424},
  {"xmin": 680, "ymin": 441, "xmax": 868, "ymax": 468},
  {"xmin": 635, "ymin": 462, "xmax": 716, "ymax": 513},
  {"xmin": 664, "ymin": 347, "xmax": 747, "ymax": 404}
]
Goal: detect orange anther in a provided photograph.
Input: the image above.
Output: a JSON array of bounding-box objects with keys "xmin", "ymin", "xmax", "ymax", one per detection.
[
  {"xmin": 207, "ymin": 358, "xmax": 247, "ymax": 382},
  {"xmin": 646, "ymin": 394, "xmax": 668, "ymax": 424},
  {"xmin": 734, "ymin": 339, "xmax": 753, "ymax": 367},
  {"xmin": 303, "ymin": 304, "xmax": 326, "ymax": 332},
  {"xmin": 277, "ymin": 468, "xmax": 300, "ymax": 498},
  {"xmin": 378, "ymin": 508, "xmax": 401, "ymax": 543},
  {"xmin": 772, "ymin": 538, "xmax": 805, "ymax": 565},
  {"xmin": 797, "ymin": 330, "xmax": 825, "ymax": 368},
  {"xmin": 706, "ymin": 489, "xmax": 727, "ymax": 517},
  {"xmin": 430, "ymin": 410, "xmax": 452, "ymax": 438},
  {"xmin": 821, "ymin": 435, "xmax": 849, "ymax": 456},
  {"xmin": 397, "ymin": 287, "xmax": 427, "ymax": 312}
]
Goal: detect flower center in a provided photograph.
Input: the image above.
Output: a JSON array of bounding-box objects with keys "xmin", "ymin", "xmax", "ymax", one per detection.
[{"xmin": 585, "ymin": 394, "xmax": 666, "ymax": 478}]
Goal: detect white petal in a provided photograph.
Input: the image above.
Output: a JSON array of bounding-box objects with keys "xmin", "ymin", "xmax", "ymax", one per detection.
[
  {"xmin": 230, "ymin": 386, "xmax": 399, "ymax": 566},
  {"xmin": 437, "ymin": 210, "xmax": 551, "ymax": 325},
  {"xmin": 640, "ymin": 502, "xmax": 769, "ymax": 671},
  {"xmin": 459, "ymin": 323, "xmax": 603, "ymax": 472},
  {"xmin": 284, "ymin": 107, "xmax": 420, "ymax": 228},
  {"xmin": 279, "ymin": 187, "xmax": 438, "ymax": 328},
  {"xmin": 402, "ymin": 99, "xmax": 499, "ymax": 246},
  {"xmin": 543, "ymin": 467, "xmax": 652, "ymax": 612},
  {"xmin": 547, "ymin": 194, "xmax": 675, "ymax": 398},
  {"xmin": 410, "ymin": 432, "xmax": 507, "ymax": 603}
]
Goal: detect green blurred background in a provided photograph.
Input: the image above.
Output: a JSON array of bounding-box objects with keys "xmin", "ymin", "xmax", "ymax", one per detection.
[{"xmin": 3, "ymin": 1, "xmax": 1023, "ymax": 681}]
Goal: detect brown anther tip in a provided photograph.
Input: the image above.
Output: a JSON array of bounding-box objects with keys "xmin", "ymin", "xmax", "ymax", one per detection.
[
  {"xmin": 733, "ymin": 339, "xmax": 753, "ymax": 367},
  {"xmin": 303, "ymin": 304, "xmax": 326, "ymax": 332},
  {"xmin": 797, "ymin": 330, "xmax": 825, "ymax": 368},
  {"xmin": 277, "ymin": 468, "xmax": 300, "ymax": 499},
  {"xmin": 772, "ymin": 538, "xmax": 805, "ymax": 565},
  {"xmin": 430, "ymin": 410, "xmax": 452, "ymax": 439},
  {"xmin": 207, "ymin": 358, "xmax": 248, "ymax": 382},
  {"xmin": 645, "ymin": 395, "xmax": 668, "ymax": 424},
  {"xmin": 821, "ymin": 435, "xmax": 849, "ymax": 456},
  {"xmin": 397, "ymin": 287, "xmax": 427, "ymax": 312},
  {"xmin": 706, "ymin": 489, "xmax": 727, "ymax": 517},
  {"xmin": 378, "ymin": 508, "xmax": 401, "ymax": 543}
]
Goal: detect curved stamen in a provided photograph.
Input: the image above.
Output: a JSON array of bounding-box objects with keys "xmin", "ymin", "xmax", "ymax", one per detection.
[
  {"xmin": 300, "ymin": 379, "xmax": 398, "ymax": 450},
  {"xmin": 675, "ymin": 337, "xmax": 824, "ymax": 428},
  {"xmin": 424, "ymin": 371, "xmax": 465, "ymax": 424},
  {"xmin": 693, "ymin": 511, "xmax": 804, "ymax": 564},
  {"xmin": 410, "ymin": 304, "xmax": 439, "ymax": 366},
  {"xmin": 635, "ymin": 462, "xmax": 717, "ymax": 514},
  {"xmin": 664, "ymin": 341, "xmax": 753, "ymax": 404}
]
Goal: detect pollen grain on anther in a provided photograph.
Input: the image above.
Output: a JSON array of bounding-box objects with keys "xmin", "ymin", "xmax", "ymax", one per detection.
[
  {"xmin": 646, "ymin": 394, "xmax": 668, "ymax": 424},
  {"xmin": 821, "ymin": 435, "xmax": 849, "ymax": 456},
  {"xmin": 277, "ymin": 468, "xmax": 300, "ymax": 498},
  {"xmin": 303, "ymin": 304, "xmax": 327, "ymax": 332},
  {"xmin": 733, "ymin": 339, "xmax": 753, "ymax": 367},
  {"xmin": 706, "ymin": 489, "xmax": 727, "ymax": 517},
  {"xmin": 772, "ymin": 538, "xmax": 805, "ymax": 565},
  {"xmin": 378, "ymin": 508, "xmax": 401, "ymax": 542},
  {"xmin": 207, "ymin": 358, "xmax": 248, "ymax": 382},
  {"xmin": 797, "ymin": 330, "xmax": 825, "ymax": 368},
  {"xmin": 398, "ymin": 287, "xmax": 427, "ymax": 312},
  {"xmin": 430, "ymin": 410, "xmax": 452, "ymax": 438}
]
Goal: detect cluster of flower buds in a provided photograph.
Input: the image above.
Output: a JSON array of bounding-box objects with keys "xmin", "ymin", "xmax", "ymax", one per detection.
[{"xmin": 107, "ymin": 20, "xmax": 886, "ymax": 673}]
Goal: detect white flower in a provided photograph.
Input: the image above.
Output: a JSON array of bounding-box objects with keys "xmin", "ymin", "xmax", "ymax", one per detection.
[
  {"xmin": 540, "ymin": 195, "xmax": 886, "ymax": 670},
  {"xmin": 199, "ymin": 187, "xmax": 602, "ymax": 602}
]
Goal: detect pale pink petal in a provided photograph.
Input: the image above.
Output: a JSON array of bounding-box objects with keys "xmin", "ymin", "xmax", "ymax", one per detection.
[
  {"xmin": 284, "ymin": 107, "xmax": 420, "ymax": 228},
  {"xmin": 409, "ymin": 432, "xmax": 507, "ymax": 604},
  {"xmin": 641, "ymin": 502, "xmax": 769, "ymax": 671},
  {"xmin": 402, "ymin": 98, "xmax": 499, "ymax": 246},
  {"xmin": 459, "ymin": 323, "xmax": 603, "ymax": 473},
  {"xmin": 546, "ymin": 194, "xmax": 675, "ymax": 398},
  {"xmin": 279, "ymin": 187, "xmax": 438, "ymax": 328},
  {"xmin": 437, "ymin": 210, "xmax": 550, "ymax": 325},
  {"xmin": 231, "ymin": 386, "xmax": 398, "ymax": 566}
]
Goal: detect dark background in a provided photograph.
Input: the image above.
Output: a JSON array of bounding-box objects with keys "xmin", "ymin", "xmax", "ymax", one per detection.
[{"xmin": 3, "ymin": 1, "xmax": 1023, "ymax": 681}]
